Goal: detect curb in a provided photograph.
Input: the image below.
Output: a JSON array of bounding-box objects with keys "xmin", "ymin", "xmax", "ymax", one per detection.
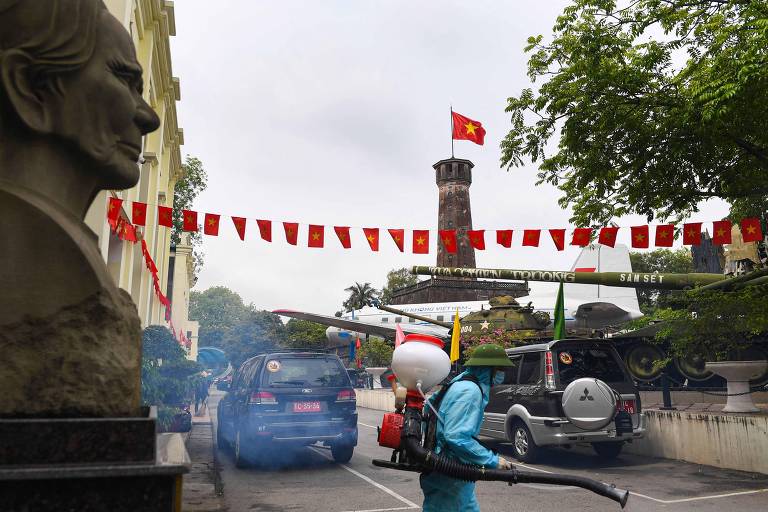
[{"xmin": 210, "ymin": 415, "xmax": 225, "ymax": 496}]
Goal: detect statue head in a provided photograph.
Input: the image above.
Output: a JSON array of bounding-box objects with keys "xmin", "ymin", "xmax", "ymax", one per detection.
[{"xmin": 0, "ymin": 0, "xmax": 160, "ymax": 197}]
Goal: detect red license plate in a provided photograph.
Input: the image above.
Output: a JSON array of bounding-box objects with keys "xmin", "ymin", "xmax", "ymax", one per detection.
[
  {"xmin": 620, "ymin": 400, "xmax": 636, "ymax": 414},
  {"xmin": 293, "ymin": 401, "xmax": 321, "ymax": 413}
]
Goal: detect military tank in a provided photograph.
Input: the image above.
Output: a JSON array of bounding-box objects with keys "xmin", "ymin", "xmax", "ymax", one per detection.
[{"xmin": 406, "ymin": 265, "xmax": 768, "ymax": 387}]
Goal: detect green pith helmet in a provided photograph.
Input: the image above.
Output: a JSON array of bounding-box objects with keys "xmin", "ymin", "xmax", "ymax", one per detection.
[{"xmin": 464, "ymin": 344, "xmax": 514, "ymax": 367}]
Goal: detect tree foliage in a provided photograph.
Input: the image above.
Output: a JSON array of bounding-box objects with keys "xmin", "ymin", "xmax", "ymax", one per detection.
[
  {"xmin": 189, "ymin": 286, "xmax": 254, "ymax": 348},
  {"xmin": 358, "ymin": 338, "xmax": 393, "ymax": 367},
  {"xmin": 380, "ymin": 268, "xmax": 418, "ymax": 305},
  {"xmin": 343, "ymin": 282, "xmax": 380, "ymax": 311},
  {"xmin": 284, "ymin": 319, "xmax": 329, "ymax": 349},
  {"xmin": 502, "ymin": 0, "xmax": 768, "ymax": 225},
  {"xmin": 629, "ymin": 248, "xmax": 693, "ymax": 311},
  {"xmin": 141, "ymin": 325, "xmax": 203, "ymax": 408},
  {"xmin": 172, "ymin": 156, "xmax": 208, "ymax": 284},
  {"xmin": 221, "ymin": 310, "xmax": 286, "ymax": 368}
]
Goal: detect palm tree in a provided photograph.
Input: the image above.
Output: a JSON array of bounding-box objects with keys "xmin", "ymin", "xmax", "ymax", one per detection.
[{"xmin": 343, "ymin": 282, "xmax": 380, "ymax": 311}]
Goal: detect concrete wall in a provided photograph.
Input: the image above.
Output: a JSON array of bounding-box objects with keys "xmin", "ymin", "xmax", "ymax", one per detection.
[
  {"xmin": 624, "ymin": 409, "xmax": 768, "ymax": 475},
  {"xmin": 355, "ymin": 389, "xmax": 395, "ymax": 411}
]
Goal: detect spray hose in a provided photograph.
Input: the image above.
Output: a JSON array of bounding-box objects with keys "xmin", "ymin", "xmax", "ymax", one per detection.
[{"xmin": 378, "ymin": 406, "xmax": 630, "ymax": 508}]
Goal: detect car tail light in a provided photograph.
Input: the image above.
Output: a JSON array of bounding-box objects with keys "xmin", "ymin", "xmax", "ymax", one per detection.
[
  {"xmin": 545, "ymin": 351, "xmax": 555, "ymax": 390},
  {"xmin": 336, "ymin": 389, "xmax": 356, "ymax": 402},
  {"xmin": 249, "ymin": 391, "xmax": 277, "ymax": 405}
]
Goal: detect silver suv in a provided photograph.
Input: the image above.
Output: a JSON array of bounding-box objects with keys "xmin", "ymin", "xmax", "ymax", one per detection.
[{"xmin": 480, "ymin": 339, "xmax": 647, "ymax": 462}]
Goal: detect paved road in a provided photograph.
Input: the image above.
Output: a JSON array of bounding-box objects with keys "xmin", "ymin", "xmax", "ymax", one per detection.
[{"xmin": 208, "ymin": 390, "xmax": 768, "ymax": 511}]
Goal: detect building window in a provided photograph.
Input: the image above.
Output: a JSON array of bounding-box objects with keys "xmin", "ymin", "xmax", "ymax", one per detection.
[
  {"xmin": 381, "ymin": 317, "xmax": 389, "ymax": 323},
  {"xmin": 436, "ymin": 315, "xmax": 444, "ymax": 322},
  {"xmin": 409, "ymin": 317, "xmax": 416, "ymax": 323}
]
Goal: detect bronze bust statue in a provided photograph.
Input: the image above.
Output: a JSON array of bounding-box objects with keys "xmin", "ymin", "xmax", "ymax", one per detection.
[{"xmin": 0, "ymin": 0, "xmax": 160, "ymax": 417}]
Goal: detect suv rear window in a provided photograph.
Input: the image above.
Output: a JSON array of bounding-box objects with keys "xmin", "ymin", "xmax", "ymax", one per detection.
[
  {"xmin": 556, "ymin": 347, "xmax": 626, "ymax": 386},
  {"xmin": 262, "ymin": 357, "xmax": 349, "ymax": 388}
]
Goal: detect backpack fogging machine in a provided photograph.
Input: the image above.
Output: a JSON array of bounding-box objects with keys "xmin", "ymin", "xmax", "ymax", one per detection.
[{"xmin": 371, "ymin": 334, "xmax": 630, "ymax": 509}]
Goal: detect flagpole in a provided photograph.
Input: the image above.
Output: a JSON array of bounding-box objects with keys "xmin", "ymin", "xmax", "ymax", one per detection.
[{"xmin": 450, "ymin": 105, "xmax": 454, "ymax": 158}]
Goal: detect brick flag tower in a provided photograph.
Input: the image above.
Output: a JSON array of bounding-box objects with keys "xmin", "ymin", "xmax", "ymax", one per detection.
[{"xmin": 435, "ymin": 158, "xmax": 476, "ymax": 269}]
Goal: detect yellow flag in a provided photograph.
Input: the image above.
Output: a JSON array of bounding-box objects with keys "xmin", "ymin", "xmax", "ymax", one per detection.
[{"xmin": 450, "ymin": 308, "xmax": 461, "ymax": 362}]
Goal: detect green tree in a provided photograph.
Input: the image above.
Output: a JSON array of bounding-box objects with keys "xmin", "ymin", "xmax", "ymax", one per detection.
[
  {"xmin": 172, "ymin": 156, "xmax": 208, "ymax": 283},
  {"xmin": 380, "ymin": 268, "xmax": 418, "ymax": 305},
  {"xmin": 629, "ymin": 248, "xmax": 694, "ymax": 312},
  {"xmin": 283, "ymin": 319, "xmax": 328, "ymax": 349},
  {"xmin": 343, "ymin": 282, "xmax": 380, "ymax": 311},
  {"xmin": 140, "ymin": 326, "xmax": 202, "ymax": 408},
  {"xmin": 358, "ymin": 338, "xmax": 393, "ymax": 367},
  {"xmin": 189, "ymin": 286, "xmax": 253, "ymax": 348},
  {"xmin": 501, "ymin": 0, "xmax": 768, "ymax": 225},
  {"xmin": 222, "ymin": 310, "xmax": 287, "ymax": 368},
  {"xmin": 142, "ymin": 325, "xmax": 186, "ymax": 362}
]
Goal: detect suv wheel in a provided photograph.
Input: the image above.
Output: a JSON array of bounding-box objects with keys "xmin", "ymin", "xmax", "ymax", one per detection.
[
  {"xmin": 234, "ymin": 430, "xmax": 249, "ymax": 468},
  {"xmin": 592, "ymin": 442, "xmax": 623, "ymax": 459},
  {"xmin": 510, "ymin": 420, "xmax": 539, "ymax": 463},
  {"xmin": 331, "ymin": 442, "xmax": 354, "ymax": 463}
]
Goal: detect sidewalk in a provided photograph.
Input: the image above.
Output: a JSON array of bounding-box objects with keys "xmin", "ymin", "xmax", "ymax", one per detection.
[{"xmin": 182, "ymin": 404, "xmax": 226, "ymax": 511}]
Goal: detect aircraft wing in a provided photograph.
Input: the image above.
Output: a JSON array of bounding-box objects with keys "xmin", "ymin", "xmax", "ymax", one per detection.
[{"xmin": 272, "ymin": 309, "xmax": 448, "ymax": 340}]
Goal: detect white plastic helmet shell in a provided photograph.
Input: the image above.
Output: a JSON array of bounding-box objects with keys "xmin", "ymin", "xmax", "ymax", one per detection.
[
  {"xmin": 391, "ymin": 334, "xmax": 451, "ymax": 392},
  {"xmin": 561, "ymin": 378, "xmax": 617, "ymax": 430}
]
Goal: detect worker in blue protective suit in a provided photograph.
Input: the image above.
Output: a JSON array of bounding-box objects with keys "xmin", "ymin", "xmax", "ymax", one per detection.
[{"xmin": 420, "ymin": 343, "xmax": 516, "ymax": 512}]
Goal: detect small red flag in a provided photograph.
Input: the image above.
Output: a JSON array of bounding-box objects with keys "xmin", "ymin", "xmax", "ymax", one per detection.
[
  {"xmin": 413, "ymin": 230, "xmax": 430, "ymax": 254},
  {"xmin": 120, "ymin": 221, "xmax": 137, "ymax": 242},
  {"xmin": 131, "ymin": 201, "xmax": 147, "ymax": 226},
  {"xmin": 256, "ymin": 219, "xmax": 272, "ymax": 242},
  {"xmin": 158, "ymin": 206, "xmax": 173, "ymax": 228},
  {"xmin": 467, "ymin": 230, "xmax": 485, "ymax": 250},
  {"xmin": 571, "ymin": 228, "xmax": 592, "ymax": 247},
  {"xmin": 712, "ymin": 220, "xmax": 732, "ymax": 245},
  {"xmin": 523, "ymin": 229, "xmax": 540, "ymax": 247},
  {"xmin": 231, "ymin": 217, "xmax": 246, "ymax": 240},
  {"xmin": 182, "ymin": 210, "xmax": 198, "ymax": 232},
  {"xmin": 655, "ymin": 224, "xmax": 674, "ymax": 247},
  {"xmin": 740, "ymin": 217, "xmax": 763, "ymax": 242},
  {"xmin": 283, "ymin": 222, "xmax": 298, "ymax": 245},
  {"xmin": 683, "ymin": 222, "xmax": 702, "ymax": 245},
  {"xmin": 388, "ymin": 229, "xmax": 404, "ymax": 252},
  {"xmin": 496, "ymin": 230, "xmax": 513, "ymax": 248},
  {"xmin": 334, "ymin": 226, "xmax": 351, "ymax": 248},
  {"xmin": 363, "ymin": 228, "xmax": 379, "ymax": 251},
  {"xmin": 107, "ymin": 197, "xmax": 122, "ymax": 223},
  {"xmin": 549, "ymin": 229, "xmax": 566, "ymax": 251},
  {"xmin": 451, "ymin": 111, "xmax": 485, "ymax": 145},
  {"xmin": 598, "ymin": 227, "xmax": 619, "ymax": 247},
  {"xmin": 439, "ymin": 229, "xmax": 457, "ymax": 254},
  {"xmin": 631, "ymin": 225, "xmax": 649, "ymax": 248},
  {"xmin": 204, "ymin": 213, "xmax": 220, "ymax": 236},
  {"xmin": 308, "ymin": 224, "xmax": 324, "ymax": 248}
]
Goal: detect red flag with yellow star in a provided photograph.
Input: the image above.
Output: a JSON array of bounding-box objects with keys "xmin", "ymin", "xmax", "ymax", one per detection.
[
  {"xmin": 283, "ymin": 222, "xmax": 298, "ymax": 245},
  {"xmin": 598, "ymin": 227, "xmax": 619, "ymax": 247},
  {"xmin": 522, "ymin": 229, "xmax": 540, "ymax": 247},
  {"xmin": 496, "ymin": 230, "xmax": 513, "ymax": 248},
  {"xmin": 549, "ymin": 229, "xmax": 566, "ymax": 251},
  {"xmin": 655, "ymin": 224, "xmax": 674, "ymax": 247},
  {"xmin": 308, "ymin": 224, "xmax": 324, "ymax": 248},
  {"xmin": 257, "ymin": 219, "xmax": 272, "ymax": 242},
  {"xmin": 158, "ymin": 206, "xmax": 173, "ymax": 227},
  {"xmin": 571, "ymin": 228, "xmax": 592, "ymax": 247},
  {"xmin": 232, "ymin": 217, "xmax": 246, "ymax": 240},
  {"xmin": 452, "ymin": 111, "xmax": 485, "ymax": 145},
  {"xmin": 334, "ymin": 226, "xmax": 351, "ymax": 248},
  {"xmin": 413, "ymin": 230, "xmax": 429, "ymax": 254},
  {"xmin": 439, "ymin": 229, "xmax": 457, "ymax": 253},
  {"xmin": 631, "ymin": 225, "xmax": 649, "ymax": 248},
  {"xmin": 107, "ymin": 197, "xmax": 122, "ymax": 223},
  {"xmin": 712, "ymin": 220, "xmax": 732, "ymax": 245},
  {"xmin": 740, "ymin": 217, "xmax": 763, "ymax": 242},
  {"xmin": 388, "ymin": 229, "xmax": 404, "ymax": 252},
  {"xmin": 467, "ymin": 230, "xmax": 485, "ymax": 250},
  {"xmin": 363, "ymin": 228, "xmax": 379, "ymax": 251},
  {"xmin": 182, "ymin": 210, "xmax": 198, "ymax": 232},
  {"xmin": 683, "ymin": 222, "xmax": 702, "ymax": 245},
  {"xmin": 204, "ymin": 213, "xmax": 220, "ymax": 236},
  {"xmin": 131, "ymin": 201, "xmax": 147, "ymax": 226}
]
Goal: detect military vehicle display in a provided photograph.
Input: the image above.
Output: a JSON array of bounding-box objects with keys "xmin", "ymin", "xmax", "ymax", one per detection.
[{"xmin": 404, "ymin": 265, "xmax": 768, "ymax": 387}]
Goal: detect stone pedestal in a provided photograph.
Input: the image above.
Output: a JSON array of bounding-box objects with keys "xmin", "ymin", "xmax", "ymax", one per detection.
[
  {"xmin": 0, "ymin": 409, "xmax": 188, "ymax": 511},
  {"xmin": 705, "ymin": 361, "xmax": 768, "ymax": 413},
  {"xmin": 365, "ymin": 367, "xmax": 388, "ymax": 389}
]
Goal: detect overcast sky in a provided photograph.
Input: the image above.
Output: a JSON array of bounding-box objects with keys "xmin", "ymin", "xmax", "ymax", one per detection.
[{"xmin": 170, "ymin": 0, "xmax": 728, "ymax": 315}]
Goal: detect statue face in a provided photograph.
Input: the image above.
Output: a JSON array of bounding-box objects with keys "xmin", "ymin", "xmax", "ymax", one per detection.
[{"xmin": 54, "ymin": 10, "xmax": 160, "ymax": 189}]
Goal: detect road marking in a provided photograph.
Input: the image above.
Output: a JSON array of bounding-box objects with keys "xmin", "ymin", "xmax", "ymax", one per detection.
[
  {"xmin": 310, "ymin": 447, "xmax": 420, "ymax": 509},
  {"xmin": 515, "ymin": 463, "xmax": 553, "ymax": 474},
  {"xmin": 359, "ymin": 422, "xmax": 378, "ymax": 429},
  {"xmin": 631, "ymin": 488, "xmax": 768, "ymax": 504}
]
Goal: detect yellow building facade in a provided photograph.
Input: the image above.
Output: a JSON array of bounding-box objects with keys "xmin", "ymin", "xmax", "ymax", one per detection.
[{"xmin": 85, "ymin": 0, "xmax": 197, "ymax": 357}]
